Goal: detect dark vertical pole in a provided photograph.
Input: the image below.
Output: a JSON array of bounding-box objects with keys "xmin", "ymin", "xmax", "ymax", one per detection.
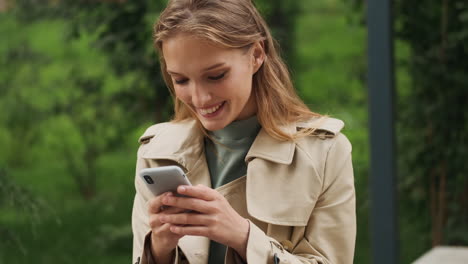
[{"xmin": 367, "ymin": 0, "xmax": 398, "ymax": 264}]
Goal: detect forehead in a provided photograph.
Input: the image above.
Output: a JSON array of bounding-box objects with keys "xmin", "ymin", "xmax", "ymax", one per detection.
[{"xmin": 162, "ymin": 34, "xmax": 246, "ymax": 73}]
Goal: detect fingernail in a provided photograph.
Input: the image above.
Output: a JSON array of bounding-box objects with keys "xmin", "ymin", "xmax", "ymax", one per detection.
[{"xmin": 179, "ymin": 186, "xmax": 186, "ymax": 193}]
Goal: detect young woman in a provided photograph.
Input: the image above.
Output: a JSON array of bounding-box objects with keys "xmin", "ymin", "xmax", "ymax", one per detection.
[{"xmin": 132, "ymin": 0, "xmax": 356, "ymax": 263}]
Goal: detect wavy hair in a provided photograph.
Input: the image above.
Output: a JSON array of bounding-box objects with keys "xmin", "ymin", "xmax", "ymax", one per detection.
[{"xmin": 154, "ymin": 0, "xmax": 323, "ymax": 141}]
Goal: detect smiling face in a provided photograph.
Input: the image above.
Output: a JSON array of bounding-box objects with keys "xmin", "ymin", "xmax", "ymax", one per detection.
[{"xmin": 162, "ymin": 34, "xmax": 264, "ymax": 131}]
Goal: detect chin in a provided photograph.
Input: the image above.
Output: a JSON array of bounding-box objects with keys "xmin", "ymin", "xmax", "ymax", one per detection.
[
  {"xmin": 200, "ymin": 121, "xmax": 227, "ymax": 131},
  {"xmin": 198, "ymin": 116, "xmax": 232, "ymax": 132}
]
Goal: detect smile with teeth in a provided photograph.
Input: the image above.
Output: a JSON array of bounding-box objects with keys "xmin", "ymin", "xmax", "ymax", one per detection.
[{"xmin": 199, "ymin": 102, "xmax": 224, "ymax": 115}]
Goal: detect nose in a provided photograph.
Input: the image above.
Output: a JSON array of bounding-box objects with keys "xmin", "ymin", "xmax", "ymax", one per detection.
[{"xmin": 190, "ymin": 82, "xmax": 212, "ymax": 107}]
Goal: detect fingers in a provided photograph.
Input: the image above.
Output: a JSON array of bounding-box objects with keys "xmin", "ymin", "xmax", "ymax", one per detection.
[
  {"xmin": 148, "ymin": 192, "xmax": 172, "ymax": 214},
  {"xmin": 177, "ymin": 184, "xmax": 218, "ymax": 201},
  {"xmin": 159, "ymin": 212, "xmax": 212, "ymax": 226},
  {"xmin": 169, "ymin": 225, "xmax": 210, "ymax": 237},
  {"xmin": 161, "ymin": 194, "xmax": 212, "ymax": 213},
  {"xmin": 161, "ymin": 206, "xmax": 187, "ymax": 215},
  {"xmin": 148, "ymin": 193, "xmax": 189, "ymax": 214},
  {"xmin": 150, "ymin": 221, "xmax": 183, "ymax": 245}
]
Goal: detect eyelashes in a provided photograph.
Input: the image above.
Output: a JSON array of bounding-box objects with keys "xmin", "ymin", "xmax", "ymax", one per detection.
[
  {"xmin": 208, "ymin": 72, "xmax": 225, "ymax": 81},
  {"xmin": 174, "ymin": 71, "xmax": 227, "ymax": 85},
  {"xmin": 175, "ymin": 78, "xmax": 188, "ymax": 85}
]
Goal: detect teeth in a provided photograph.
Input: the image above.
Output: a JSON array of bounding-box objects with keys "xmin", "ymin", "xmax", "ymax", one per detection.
[{"xmin": 200, "ymin": 102, "xmax": 223, "ymax": 115}]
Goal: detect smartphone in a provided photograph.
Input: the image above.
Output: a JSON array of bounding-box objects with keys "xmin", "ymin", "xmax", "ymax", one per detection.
[{"xmin": 139, "ymin": 166, "xmax": 192, "ymax": 197}]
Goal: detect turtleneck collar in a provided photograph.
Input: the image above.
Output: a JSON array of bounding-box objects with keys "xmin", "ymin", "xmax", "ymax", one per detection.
[{"xmin": 209, "ymin": 115, "xmax": 261, "ymax": 141}]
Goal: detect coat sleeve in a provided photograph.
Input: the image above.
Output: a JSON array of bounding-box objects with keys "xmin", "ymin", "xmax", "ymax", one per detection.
[
  {"xmin": 132, "ymin": 162, "xmax": 191, "ymax": 264},
  {"xmin": 131, "ymin": 136, "xmax": 190, "ymax": 264},
  {"xmin": 131, "ymin": 190, "xmax": 155, "ymax": 264},
  {"xmin": 225, "ymin": 133, "xmax": 356, "ymax": 264},
  {"xmin": 131, "ymin": 148, "xmax": 156, "ymax": 264}
]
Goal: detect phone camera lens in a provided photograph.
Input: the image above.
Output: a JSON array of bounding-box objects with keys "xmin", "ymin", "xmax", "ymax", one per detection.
[{"xmin": 143, "ymin": 175, "xmax": 154, "ymax": 184}]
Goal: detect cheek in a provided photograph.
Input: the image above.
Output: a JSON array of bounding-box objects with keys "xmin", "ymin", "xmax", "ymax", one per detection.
[
  {"xmin": 231, "ymin": 73, "xmax": 253, "ymax": 98},
  {"xmin": 174, "ymin": 87, "xmax": 190, "ymax": 103},
  {"xmin": 226, "ymin": 71, "xmax": 253, "ymax": 95}
]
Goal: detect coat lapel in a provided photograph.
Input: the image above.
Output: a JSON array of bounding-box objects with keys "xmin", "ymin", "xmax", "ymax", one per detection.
[
  {"xmin": 140, "ymin": 120, "xmax": 204, "ymax": 173},
  {"xmin": 245, "ymin": 125, "xmax": 296, "ymax": 164},
  {"xmin": 244, "ymin": 117, "xmax": 344, "ymax": 226}
]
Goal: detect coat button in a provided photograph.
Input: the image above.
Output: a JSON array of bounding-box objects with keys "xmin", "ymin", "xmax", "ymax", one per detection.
[{"xmin": 280, "ymin": 240, "xmax": 293, "ymax": 252}]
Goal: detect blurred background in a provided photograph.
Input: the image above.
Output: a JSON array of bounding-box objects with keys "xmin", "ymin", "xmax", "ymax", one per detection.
[{"xmin": 0, "ymin": 0, "xmax": 467, "ymax": 263}]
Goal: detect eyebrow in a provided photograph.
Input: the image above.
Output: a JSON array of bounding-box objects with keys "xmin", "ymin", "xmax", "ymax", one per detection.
[{"xmin": 167, "ymin": 62, "xmax": 226, "ymax": 75}]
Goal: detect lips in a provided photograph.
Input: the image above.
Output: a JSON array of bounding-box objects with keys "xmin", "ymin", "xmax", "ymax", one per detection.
[{"xmin": 198, "ymin": 101, "xmax": 225, "ymax": 115}]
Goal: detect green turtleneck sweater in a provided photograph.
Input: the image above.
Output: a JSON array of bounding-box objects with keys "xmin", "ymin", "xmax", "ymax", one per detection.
[{"xmin": 204, "ymin": 115, "xmax": 261, "ymax": 264}]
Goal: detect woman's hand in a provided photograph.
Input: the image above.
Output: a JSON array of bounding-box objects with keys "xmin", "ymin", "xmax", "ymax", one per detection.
[
  {"xmin": 159, "ymin": 184, "xmax": 250, "ymax": 260},
  {"xmin": 148, "ymin": 192, "xmax": 186, "ymax": 264}
]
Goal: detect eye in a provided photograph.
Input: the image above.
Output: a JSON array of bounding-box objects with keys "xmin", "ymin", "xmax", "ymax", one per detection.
[
  {"xmin": 208, "ymin": 72, "xmax": 226, "ymax": 81},
  {"xmin": 174, "ymin": 78, "xmax": 188, "ymax": 85}
]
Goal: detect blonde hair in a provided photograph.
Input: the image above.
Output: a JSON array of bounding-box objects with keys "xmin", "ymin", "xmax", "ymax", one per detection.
[{"xmin": 154, "ymin": 0, "xmax": 323, "ymax": 141}]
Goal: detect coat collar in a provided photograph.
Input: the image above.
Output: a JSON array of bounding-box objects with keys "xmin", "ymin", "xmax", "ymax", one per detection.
[
  {"xmin": 139, "ymin": 120, "xmax": 204, "ymax": 172},
  {"xmin": 246, "ymin": 117, "xmax": 344, "ymax": 165},
  {"xmin": 245, "ymin": 125, "xmax": 296, "ymax": 165}
]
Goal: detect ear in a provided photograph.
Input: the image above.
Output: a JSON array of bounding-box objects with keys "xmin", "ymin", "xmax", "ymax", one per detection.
[{"xmin": 251, "ymin": 41, "xmax": 265, "ymax": 74}]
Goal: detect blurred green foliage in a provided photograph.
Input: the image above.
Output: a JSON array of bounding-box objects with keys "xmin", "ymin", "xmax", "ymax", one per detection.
[
  {"xmin": 396, "ymin": 0, "xmax": 468, "ymax": 262},
  {"xmin": 1, "ymin": 0, "xmax": 466, "ymax": 263}
]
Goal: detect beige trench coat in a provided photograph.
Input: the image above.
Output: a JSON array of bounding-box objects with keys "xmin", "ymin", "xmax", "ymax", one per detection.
[{"xmin": 132, "ymin": 117, "xmax": 356, "ymax": 264}]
